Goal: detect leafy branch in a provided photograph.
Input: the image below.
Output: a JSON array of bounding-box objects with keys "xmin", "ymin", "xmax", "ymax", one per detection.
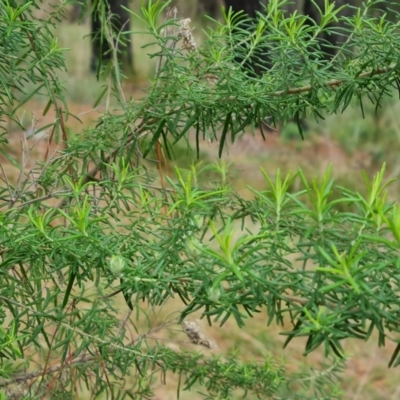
[{"xmin": 1, "ymin": 0, "xmax": 400, "ymax": 398}]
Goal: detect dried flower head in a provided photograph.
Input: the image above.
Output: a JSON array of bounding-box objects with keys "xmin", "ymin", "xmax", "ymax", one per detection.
[
  {"xmin": 182, "ymin": 320, "xmax": 217, "ymax": 349},
  {"xmin": 178, "ymin": 18, "xmax": 197, "ymax": 52}
]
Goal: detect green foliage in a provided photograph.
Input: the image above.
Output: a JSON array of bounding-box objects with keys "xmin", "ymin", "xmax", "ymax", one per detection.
[
  {"xmin": 1, "ymin": 0, "xmax": 400, "ymax": 398},
  {"xmin": 0, "ymin": 0, "xmax": 68, "ymax": 137}
]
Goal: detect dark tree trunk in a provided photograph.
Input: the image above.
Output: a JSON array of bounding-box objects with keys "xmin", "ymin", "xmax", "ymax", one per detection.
[
  {"xmin": 303, "ymin": 0, "xmax": 355, "ymax": 60},
  {"xmin": 223, "ymin": 0, "xmax": 268, "ymax": 76},
  {"xmin": 220, "ymin": 0, "xmax": 358, "ymax": 132},
  {"xmin": 90, "ymin": 0, "xmax": 133, "ymax": 74},
  {"xmin": 223, "ymin": 0, "xmax": 265, "ymax": 17},
  {"xmin": 69, "ymin": 4, "xmax": 84, "ymax": 23},
  {"xmin": 221, "ymin": 0, "xmax": 358, "ymax": 69},
  {"xmin": 197, "ymin": 0, "xmax": 223, "ymax": 19}
]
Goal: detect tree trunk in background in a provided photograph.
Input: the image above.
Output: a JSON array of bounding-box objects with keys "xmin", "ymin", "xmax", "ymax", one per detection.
[
  {"xmin": 222, "ymin": 0, "xmax": 268, "ymax": 75},
  {"xmin": 223, "ymin": 0, "xmax": 266, "ymax": 17},
  {"xmin": 196, "ymin": 0, "xmax": 223, "ymax": 19},
  {"xmin": 90, "ymin": 0, "xmax": 133, "ymax": 74},
  {"xmin": 221, "ymin": 0, "xmax": 359, "ymax": 65},
  {"xmin": 303, "ymin": 0, "xmax": 355, "ymax": 59},
  {"xmin": 371, "ymin": 0, "xmax": 399, "ymax": 22},
  {"xmin": 69, "ymin": 4, "xmax": 83, "ymax": 23}
]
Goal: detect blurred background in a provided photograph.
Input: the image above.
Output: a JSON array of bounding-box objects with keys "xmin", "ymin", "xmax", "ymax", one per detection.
[{"xmin": 5, "ymin": 1, "xmax": 400, "ymax": 398}]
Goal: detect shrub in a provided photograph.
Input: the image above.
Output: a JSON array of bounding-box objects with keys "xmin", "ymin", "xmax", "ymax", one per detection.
[{"xmin": 1, "ymin": 0, "xmax": 400, "ymax": 398}]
